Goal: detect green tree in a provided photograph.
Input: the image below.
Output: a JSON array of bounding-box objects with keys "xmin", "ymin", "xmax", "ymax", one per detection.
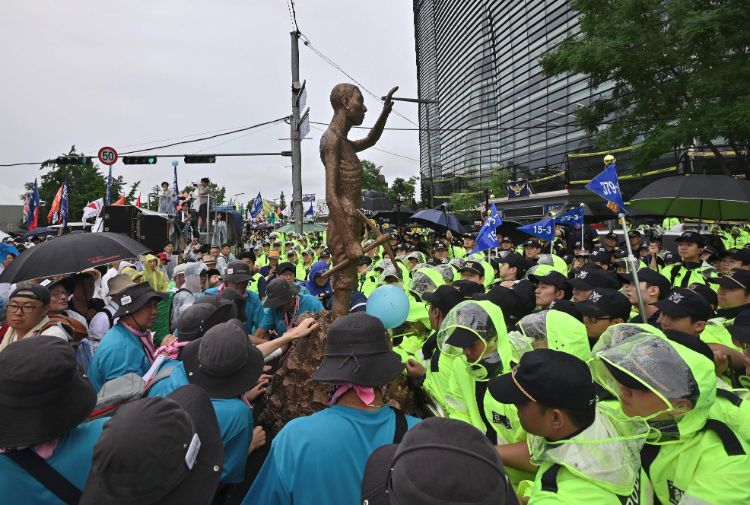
[
  {"xmin": 278, "ymin": 191, "xmax": 286, "ymax": 211},
  {"xmin": 387, "ymin": 176, "xmax": 418, "ymax": 206},
  {"xmin": 181, "ymin": 182, "xmax": 226, "ymax": 206},
  {"xmin": 540, "ymin": 0, "xmax": 750, "ymax": 176},
  {"xmin": 361, "ymin": 160, "xmax": 388, "ymax": 193},
  {"xmin": 21, "ymin": 146, "xmax": 136, "ymax": 224}
]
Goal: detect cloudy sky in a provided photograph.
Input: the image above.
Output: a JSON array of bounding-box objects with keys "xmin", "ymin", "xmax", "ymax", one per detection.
[{"xmin": 0, "ymin": 0, "xmax": 419, "ymax": 207}]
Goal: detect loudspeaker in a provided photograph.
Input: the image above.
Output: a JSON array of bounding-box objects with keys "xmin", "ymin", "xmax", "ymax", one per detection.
[
  {"xmin": 137, "ymin": 214, "xmax": 173, "ymax": 253},
  {"xmin": 103, "ymin": 205, "xmax": 140, "ymax": 236}
]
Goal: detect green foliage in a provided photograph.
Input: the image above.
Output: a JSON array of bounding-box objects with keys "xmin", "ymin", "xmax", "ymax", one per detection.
[
  {"xmin": 386, "ymin": 176, "xmax": 418, "ymax": 206},
  {"xmin": 22, "ymin": 146, "xmax": 136, "ymax": 224},
  {"xmin": 448, "ymin": 166, "xmax": 510, "ymax": 211},
  {"xmin": 540, "ymin": 0, "xmax": 750, "ymax": 175},
  {"xmin": 361, "ymin": 159, "xmax": 388, "ymax": 193},
  {"xmin": 449, "ymin": 189, "xmax": 481, "ymax": 212},
  {"xmin": 207, "ymin": 182, "xmax": 226, "ymax": 206},
  {"xmin": 278, "ymin": 190, "xmax": 286, "ymax": 211}
]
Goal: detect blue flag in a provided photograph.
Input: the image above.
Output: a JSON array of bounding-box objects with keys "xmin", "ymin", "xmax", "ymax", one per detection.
[
  {"xmin": 25, "ymin": 179, "xmax": 40, "ymax": 230},
  {"xmin": 172, "ymin": 164, "xmax": 179, "ymax": 212},
  {"xmin": 554, "ymin": 206, "xmax": 584, "ymax": 227},
  {"xmin": 105, "ymin": 166, "xmax": 112, "ymax": 206},
  {"xmin": 250, "ymin": 192, "xmax": 263, "ymax": 219},
  {"xmin": 518, "ymin": 217, "xmax": 555, "ymax": 242},
  {"xmin": 61, "ymin": 178, "xmax": 69, "ymax": 227},
  {"xmin": 470, "ymin": 204, "xmax": 502, "ymax": 254},
  {"xmin": 585, "ymin": 165, "xmax": 627, "ymax": 213},
  {"xmin": 304, "ymin": 202, "xmax": 314, "ymax": 217}
]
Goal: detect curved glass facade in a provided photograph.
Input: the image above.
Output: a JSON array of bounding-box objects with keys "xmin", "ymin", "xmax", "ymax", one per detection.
[{"xmin": 413, "ymin": 0, "xmax": 612, "ymax": 203}]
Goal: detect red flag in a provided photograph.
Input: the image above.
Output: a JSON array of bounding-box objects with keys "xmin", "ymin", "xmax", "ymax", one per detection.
[
  {"xmin": 47, "ymin": 183, "xmax": 64, "ymax": 223},
  {"xmin": 30, "ymin": 207, "xmax": 39, "ymax": 230},
  {"xmin": 135, "ymin": 194, "xmax": 141, "ymax": 208},
  {"xmin": 113, "ymin": 195, "xmax": 127, "ymax": 206}
]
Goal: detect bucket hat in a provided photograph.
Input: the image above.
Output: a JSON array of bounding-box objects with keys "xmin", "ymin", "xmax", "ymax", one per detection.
[
  {"xmin": 263, "ymin": 277, "xmax": 300, "ymax": 308},
  {"xmin": 0, "ymin": 336, "xmax": 96, "ymax": 448},
  {"xmin": 312, "ymin": 312, "xmax": 405, "ymax": 387},
  {"xmin": 182, "ymin": 320, "xmax": 264, "ymax": 398},
  {"xmin": 175, "ymin": 302, "xmax": 234, "ymax": 342},
  {"xmin": 361, "ymin": 417, "xmax": 514, "ymax": 505},
  {"xmin": 80, "ymin": 385, "xmax": 223, "ymax": 505},
  {"xmin": 107, "ymin": 273, "xmax": 137, "ymax": 298},
  {"xmin": 219, "ymin": 287, "xmax": 245, "ymax": 322},
  {"xmin": 113, "ymin": 283, "xmax": 168, "ymax": 318}
]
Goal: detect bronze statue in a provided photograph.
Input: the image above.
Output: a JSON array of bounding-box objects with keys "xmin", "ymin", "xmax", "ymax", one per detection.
[{"xmin": 320, "ymin": 84, "xmax": 398, "ymax": 317}]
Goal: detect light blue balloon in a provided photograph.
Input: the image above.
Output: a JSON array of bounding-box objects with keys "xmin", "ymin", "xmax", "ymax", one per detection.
[{"xmin": 366, "ymin": 285, "xmax": 410, "ymax": 329}]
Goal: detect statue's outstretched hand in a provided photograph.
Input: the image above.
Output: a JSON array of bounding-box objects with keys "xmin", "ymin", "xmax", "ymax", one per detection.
[{"xmin": 383, "ymin": 86, "xmax": 399, "ymax": 113}]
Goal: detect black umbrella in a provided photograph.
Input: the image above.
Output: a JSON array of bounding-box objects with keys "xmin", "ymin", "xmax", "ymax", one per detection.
[
  {"xmin": 0, "ymin": 232, "xmax": 150, "ymax": 283},
  {"xmin": 411, "ymin": 208, "xmax": 464, "ymax": 236},
  {"xmin": 630, "ymin": 175, "xmax": 750, "ymax": 221},
  {"xmin": 495, "ymin": 220, "xmax": 527, "ymax": 244},
  {"xmin": 373, "ymin": 203, "xmax": 415, "ymax": 224},
  {"xmin": 360, "ymin": 190, "xmax": 392, "ymax": 214},
  {"xmin": 24, "ymin": 227, "xmax": 55, "ymax": 238}
]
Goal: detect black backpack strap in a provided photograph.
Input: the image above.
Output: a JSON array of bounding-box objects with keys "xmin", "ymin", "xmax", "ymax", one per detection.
[
  {"xmin": 540, "ymin": 463, "xmax": 561, "ymax": 493},
  {"xmin": 716, "ymin": 387, "xmax": 743, "ymax": 407},
  {"xmin": 704, "ymin": 419, "xmax": 746, "ymax": 456},
  {"xmin": 4, "ymin": 449, "xmax": 82, "ymax": 505},
  {"xmin": 390, "ymin": 407, "xmax": 408, "ymax": 444},
  {"xmin": 475, "ymin": 381, "xmax": 497, "ymax": 444},
  {"xmin": 639, "ymin": 443, "xmax": 663, "ymax": 505}
]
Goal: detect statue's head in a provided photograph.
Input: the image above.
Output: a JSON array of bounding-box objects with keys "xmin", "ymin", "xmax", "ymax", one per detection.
[{"xmin": 330, "ymin": 83, "xmax": 366, "ymax": 126}]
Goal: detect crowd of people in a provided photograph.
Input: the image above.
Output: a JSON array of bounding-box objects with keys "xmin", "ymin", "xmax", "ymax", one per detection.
[{"xmin": 2, "ymin": 215, "xmax": 750, "ymax": 505}]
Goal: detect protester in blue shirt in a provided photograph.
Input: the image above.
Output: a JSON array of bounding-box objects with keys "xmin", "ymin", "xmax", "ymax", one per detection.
[
  {"xmin": 254, "ymin": 277, "xmax": 322, "ymax": 342},
  {"xmin": 243, "ymin": 312, "xmax": 420, "ymax": 505},
  {"xmin": 204, "ymin": 260, "xmax": 266, "ymax": 333},
  {"xmin": 88, "ymin": 283, "xmax": 168, "ymax": 391},
  {"xmin": 0, "ymin": 336, "xmax": 108, "ymax": 505}
]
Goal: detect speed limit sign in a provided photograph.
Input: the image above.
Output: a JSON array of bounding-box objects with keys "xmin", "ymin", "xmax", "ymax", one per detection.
[{"xmin": 98, "ymin": 146, "xmax": 118, "ymax": 166}]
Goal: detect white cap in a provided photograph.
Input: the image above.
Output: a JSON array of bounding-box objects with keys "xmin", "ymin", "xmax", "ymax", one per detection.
[{"xmin": 172, "ymin": 263, "xmax": 187, "ymax": 279}]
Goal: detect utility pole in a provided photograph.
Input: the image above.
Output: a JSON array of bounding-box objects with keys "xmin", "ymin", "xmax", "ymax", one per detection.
[{"xmin": 290, "ymin": 31, "xmax": 304, "ymax": 235}]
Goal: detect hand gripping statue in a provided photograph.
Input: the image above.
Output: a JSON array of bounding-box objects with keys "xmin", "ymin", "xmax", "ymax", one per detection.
[{"xmin": 320, "ymin": 84, "xmax": 398, "ymax": 317}]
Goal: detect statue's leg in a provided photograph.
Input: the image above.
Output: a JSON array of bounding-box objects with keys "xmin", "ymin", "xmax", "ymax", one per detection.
[{"xmin": 332, "ymin": 264, "xmax": 356, "ymax": 317}]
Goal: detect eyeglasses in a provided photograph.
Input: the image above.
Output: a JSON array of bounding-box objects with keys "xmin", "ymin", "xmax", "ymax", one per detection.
[{"xmin": 7, "ymin": 303, "xmax": 43, "ymax": 314}]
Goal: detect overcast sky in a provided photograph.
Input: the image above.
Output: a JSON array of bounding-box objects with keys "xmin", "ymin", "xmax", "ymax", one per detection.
[{"xmin": 0, "ymin": 0, "xmax": 419, "ymax": 208}]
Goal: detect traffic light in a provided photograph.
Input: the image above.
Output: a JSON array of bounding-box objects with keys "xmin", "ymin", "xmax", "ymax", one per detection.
[
  {"xmin": 183, "ymin": 155, "xmax": 216, "ymax": 164},
  {"xmin": 122, "ymin": 156, "xmax": 157, "ymax": 165},
  {"xmin": 55, "ymin": 155, "xmax": 91, "ymax": 165}
]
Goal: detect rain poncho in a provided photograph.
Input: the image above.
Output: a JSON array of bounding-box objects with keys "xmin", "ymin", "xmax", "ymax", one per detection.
[
  {"xmin": 535, "ymin": 254, "xmax": 568, "ymax": 275},
  {"xmin": 437, "ymin": 300, "xmax": 512, "ymax": 431},
  {"xmin": 523, "ymin": 402, "xmax": 649, "ymax": 503},
  {"xmin": 591, "ymin": 327, "xmax": 750, "ymax": 505},
  {"xmin": 303, "ymin": 261, "xmax": 332, "ymax": 299},
  {"xmin": 508, "ymin": 310, "xmax": 591, "ymax": 363},
  {"xmin": 141, "ymin": 254, "xmax": 168, "ymax": 292}
]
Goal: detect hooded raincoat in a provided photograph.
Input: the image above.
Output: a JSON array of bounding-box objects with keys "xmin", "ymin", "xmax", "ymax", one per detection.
[
  {"xmin": 141, "ymin": 254, "xmax": 168, "ymax": 292},
  {"xmin": 591, "ymin": 328, "xmax": 750, "ymax": 505}
]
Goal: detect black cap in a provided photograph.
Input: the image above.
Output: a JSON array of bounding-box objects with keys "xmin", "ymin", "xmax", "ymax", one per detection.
[
  {"xmin": 528, "ymin": 270, "xmax": 568, "ymax": 290},
  {"xmin": 567, "ymin": 265, "xmax": 621, "ymax": 291},
  {"xmin": 618, "ymin": 269, "xmax": 671, "ymax": 300},
  {"xmin": 574, "ymin": 288, "xmax": 631, "ymax": 321},
  {"xmin": 676, "ymin": 231, "xmax": 705, "ymax": 247},
  {"xmin": 548, "ymin": 299, "xmax": 583, "ymax": 322},
  {"xmin": 434, "ymin": 242, "xmax": 448, "ymax": 251},
  {"xmin": 653, "ymin": 288, "xmax": 713, "ymax": 322},
  {"xmin": 488, "ymin": 349, "xmax": 595, "ymax": 410},
  {"xmin": 452, "ymin": 279, "xmax": 485, "ymax": 299},
  {"xmin": 501, "ymin": 237, "xmax": 512, "ymax": 243},
  {"xmin": 710, "ymin": 269, "xmax": 750, "ymax": 290},
  {"xmin": 459, "ymin": 260, "xmax": 484, "ymax": 276},
  {"xmin": 445, "ymin": 327, "xmax": 481, "ymax": 348},
  {"xmin": 275, "ymin": 262, "xmax": 296, "ymax": 275},
  {"xmin": 688, "ymin": 283, "xmax": 719, "ymax": 310},
  {"xmin": 728, "ymin": 309, "xmax": 750, "ymax": 344},
  {"xmin": 605, "ymin": 232, "xmax": 618, "ymax": 240},
  {"xmin": 9, "ymin": 284, "xmax": 51, "ymax": 305},
  {"xmin": 480, "ymin": 285, "xmax": 524, "ymax": 321},
  {"xmin": 360, "ymin": 417, "xmax": 514, "ymax": 505},
  {"xmin": 524, "ymin": 239, "xmax": 541, "ymax": 248},
  {"xmin": 628, "ymin": 230, "xmax": 642, "ymax": 238},
  {"xmin": 223, "ymin": 261, "xmax": 253, "ymax": 283},
  {"xmin": 357, "ymin": 255, "xmax": 373, "ymax": 266},
  {"xmin": 590, "ymin": 250, "xmax": 612, "ymax": 265},
  {"xmin": 730, "ymin": 249, "xmax": 750, "ymax": 265},
  {"xmin": 498, "ymin": 252, "xmax": 529, "ymax": 277},
  {"xmin": 422, "ymin": 285, "xmax": 464, "ymax": 316}
]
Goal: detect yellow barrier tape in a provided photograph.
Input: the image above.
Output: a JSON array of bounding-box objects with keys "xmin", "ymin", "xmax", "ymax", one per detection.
[
  {"xmin": 566, "ymin": 145, "xmax": 635, "ymax": 158},
  {"xmin": 569, "ymin": 165, "xmax": 676, "ymax": 185}
]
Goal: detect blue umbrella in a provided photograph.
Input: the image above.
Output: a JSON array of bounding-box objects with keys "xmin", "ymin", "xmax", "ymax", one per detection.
[{"xmin": 410, "ymin": 208, "xmax": 464, "ymax": 236}]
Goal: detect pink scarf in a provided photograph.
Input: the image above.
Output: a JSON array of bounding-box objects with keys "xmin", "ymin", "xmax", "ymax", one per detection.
[
  {"xmin": 153, "ymin": 340, "xmax": 188, "ymax": 360},
  {"xmin": 122, "ymin": 322, "xmax": 156, "ymax": 365},
  {"xmin": 329, "ymin": 383, "xmax": 377, "ymax": 406}
]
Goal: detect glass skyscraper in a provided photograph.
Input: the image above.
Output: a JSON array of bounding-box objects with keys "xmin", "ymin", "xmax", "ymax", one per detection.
[{"xmin": 413, "ymin": 0, "xmax": 615, "ymax": 203}]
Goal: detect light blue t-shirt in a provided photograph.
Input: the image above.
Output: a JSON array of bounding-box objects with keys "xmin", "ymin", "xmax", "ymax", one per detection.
[
  {"xmin": 88, "ymin": 323, "xmax": 151, "ymax": 392},
  {"xmin": 146, "ymin": 361, "xmax": 253, "ymax": 484},
  {"xmin": 201, "ymin": 287, "xmax": 265, "ymax": 334},
  {"xmin": 260, "ymin": 294, "xmax": 323, "ymax": 336},
  {"xmin": 242, "ymin": 405, "xmax": 420, "ymax": 505},
  {"xmin": 0, "ymin": 418, "xmax": 108, "ymax": 504}
]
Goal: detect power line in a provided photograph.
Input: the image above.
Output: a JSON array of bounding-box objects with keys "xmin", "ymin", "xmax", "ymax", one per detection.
[
  {"xmin": 309, "ymin": 124, "xmax": 418, "ymax": 162},
  {"xmin": 0, "ymin": 116, "xmax": 291, "ymax": 167},
  {"xmin": 309, "ymin": 120, "xmax": 586, "ymax": 133},
  {"xmin": 299, "ymin": 32, "xmax": 419, "ymax": 127}
]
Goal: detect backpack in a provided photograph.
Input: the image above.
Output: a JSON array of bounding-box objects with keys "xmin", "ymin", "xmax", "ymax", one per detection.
[{"xmin": 88, "ymin": 360, "xmax": 175, "ymax": 420}]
